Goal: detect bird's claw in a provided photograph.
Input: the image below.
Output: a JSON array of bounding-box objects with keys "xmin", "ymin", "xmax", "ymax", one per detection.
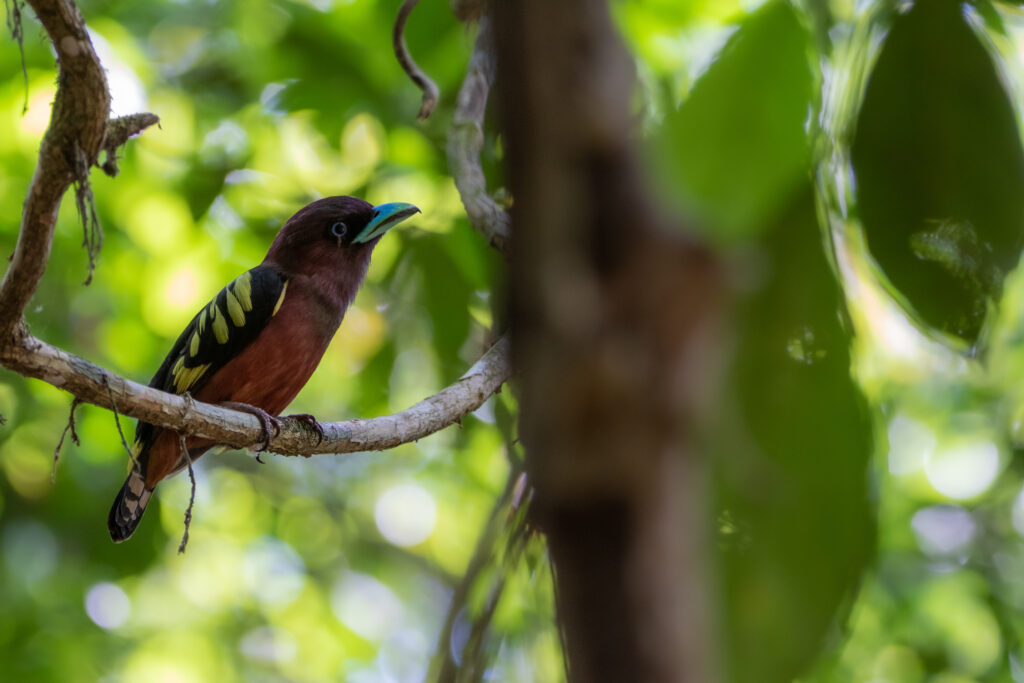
[
  {"xmin": 287, "ymin": 413, "xmax": 325, "ymax": 446},
  {"xmin": 219, "ymin": 401, "xmax": 281, "ymax": 455},
  {"xmin": 254, "ymin": 413, "xmax": 283, "ymax": 453}
]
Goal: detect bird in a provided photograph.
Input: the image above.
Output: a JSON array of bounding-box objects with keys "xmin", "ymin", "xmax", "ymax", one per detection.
[{"xmin": 107, "ymin": 196, "xmax": 420, "ymax": 542}]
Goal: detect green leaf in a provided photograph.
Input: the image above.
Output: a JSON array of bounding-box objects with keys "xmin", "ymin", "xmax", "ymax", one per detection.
[
  {"xmin": 650, "ymin": 1, "xmax": 814, "ymax": 242},
  {"xmin": 852, "ymin": 0, "xmax": 1024, "ymax": 343},
  {"xmin": 715, "ymin": 186, "xmax": 874, "ymax": 683}
]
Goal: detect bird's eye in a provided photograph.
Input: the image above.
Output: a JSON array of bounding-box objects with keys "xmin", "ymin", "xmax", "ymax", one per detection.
[{"xmin": 330, "ymin": 221, "xmax": 348, "ymax": 239}]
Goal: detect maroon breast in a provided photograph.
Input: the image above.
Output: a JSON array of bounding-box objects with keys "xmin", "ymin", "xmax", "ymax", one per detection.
[{"xmin": 194, "ymin": 276, "xmax": 343, "ymax": 415}]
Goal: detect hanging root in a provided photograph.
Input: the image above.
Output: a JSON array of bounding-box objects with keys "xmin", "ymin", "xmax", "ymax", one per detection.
[
  {"xmin": 5, "ymin": 0, "xmax": 27, "ymax": 114},
  {"xmin": 177, "ymin": 432, "xmax": 196, "ymax": 554},
  {"xmin": 51, "ymin": 397, "xmax": 82, "ymax": 483},
  {"xmin": 74, "ymin": 111, "xmax": 161, "ymax": 279},
  {"xmin": 72, "ymin": 141, "xmax": 102, "ymax": 285},
  {"xmin": 393, "ymin": 0, "xmax": 439, "ymax": 119}
]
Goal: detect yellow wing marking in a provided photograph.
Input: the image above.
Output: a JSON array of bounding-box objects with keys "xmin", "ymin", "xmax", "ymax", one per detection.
[
  {"xmin": 225, "ymin": 288, "xmax": 246, "ymax": 327},
  {"xmin": 272, "ymin": 280, "xmax": 289, "ymax": 316},
  {"xmin": 189, "ymin": 330, "xmax": 200, "ymax": 357},
  {"xmin": 171, "ymin": 355, "xmax": 210, "ymax": 393},
  {"xmin": 210, "ymin": 303, "xmax": 229, "ymax": 344},
  {"xmin": 233, "ymin": 272, "xmax": 253, "ymax": 311},
  {"xmin": 198, "ymin": 308, "xmax": 207, "ymax": 333},
  {"xmin": 125, "ymin": 440, "xmax": 143, "ymax": 473}
]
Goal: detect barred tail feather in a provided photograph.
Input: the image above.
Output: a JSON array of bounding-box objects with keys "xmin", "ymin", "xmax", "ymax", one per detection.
[{"xmin": 107, "ymin": 470, "xmax": 153, "ymax": 543}]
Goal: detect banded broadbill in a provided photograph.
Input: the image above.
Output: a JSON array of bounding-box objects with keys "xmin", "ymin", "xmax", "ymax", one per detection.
[{"xmin": 108, "ymin": 196, "xmax": 419, "ymax": 542}]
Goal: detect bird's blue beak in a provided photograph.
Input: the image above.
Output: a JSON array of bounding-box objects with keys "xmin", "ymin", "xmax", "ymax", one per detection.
[{"xmin": 353, "ymin": 202, "xmax": 421, "ymax": 243}]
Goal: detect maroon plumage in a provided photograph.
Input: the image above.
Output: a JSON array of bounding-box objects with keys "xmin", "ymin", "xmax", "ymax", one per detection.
[{"xmin": 108, "ymin": 196, "xmax": 419, "ymax": 542}]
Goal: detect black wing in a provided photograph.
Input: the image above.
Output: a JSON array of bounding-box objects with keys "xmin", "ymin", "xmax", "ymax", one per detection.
[{"xmin": 131, "ymin": 264, "xmax": 288, "ymax": 461}]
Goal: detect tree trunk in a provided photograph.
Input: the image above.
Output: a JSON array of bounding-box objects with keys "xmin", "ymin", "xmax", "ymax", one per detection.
[{"xmin": 495, "ymin": 2, "xmax": 724, "ymax": 681}]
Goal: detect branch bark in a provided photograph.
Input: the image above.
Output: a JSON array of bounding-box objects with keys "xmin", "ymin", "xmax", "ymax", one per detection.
[
  {"xmin": 0, "ymin": 0, "xmax": 512, "ymax": 460},
  {"xmin": 1, "ymin": 331, "xmax": 510, "ymax": 456},
  {"xmin": 494, "ymin": 2, "xmax": 723, "ymax": 681},
  {"xmin": 393, "ymin": 0, "xmax": 439, "ymax": 120},
  {"xmin": 100, "ymin": 112, "xmax": 160, "ymax": 176},
  {"xmin": 447, "ymin": 15, "xmax": 511, "ymax": 256}
]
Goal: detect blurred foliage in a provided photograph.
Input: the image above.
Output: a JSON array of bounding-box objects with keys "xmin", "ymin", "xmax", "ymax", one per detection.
[
  {"xmin": 647, "ymin": 2, "xmax": 814, "ymax": 243},
  {"xmin": 647, "ymin": 4, "xmax": 874, "ymax": 680},
  {"xmin": 636, "ymin": 0, "xmax": 1024, "ymax": 681},
  {"xmin": 7, "ymin": 0, "xmax": 1024, "ymax": 682},
  {"xmin": 715, "ymin": 183, "xmax": 874, "ymax": 683}
]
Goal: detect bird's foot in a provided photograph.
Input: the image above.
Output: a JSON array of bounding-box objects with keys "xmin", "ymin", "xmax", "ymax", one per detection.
[
  {"xmin": 220, "ymin": 401, "xmax": 282, "ymax": 454},
  {"xmin": 286, "ymin": 413, "xmax": 325, "ymax": 446}
]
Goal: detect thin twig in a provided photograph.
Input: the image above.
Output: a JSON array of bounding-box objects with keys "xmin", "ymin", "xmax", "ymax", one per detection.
[
  {"xmin": 5, "ymin": 0, "xmax": 27, "ymax": 114},
  {"xmin": 103, "ymin": 375, "xmax": 138, "ymax": 470},
  {"xmin": 431, "ymin": 462, "xmax": 524, "ymax": 681},
  {"xmin": 176, "ymin": 431, "xmax": 196, "ymax": 554},
  {"xmin": 51, "ymin": 396, "xmax": 82, "ymax": 482},
  {"xmin": 447, "ymin": 15, "xmax": 511, "ymax": 255},
  {"xmin": 393, "ymin": 0, "xmax": 439, "ymax": 119},
  {"xmin": 459, "ymin": 488, "xmax": 534, "ymax": 683}
]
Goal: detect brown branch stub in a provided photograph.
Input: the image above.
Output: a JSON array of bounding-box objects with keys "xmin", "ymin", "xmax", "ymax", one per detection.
[
  {"xmin": 103, "ymin": 113, "xmax": 160, "ymax": 152},
  {"xmin": 101, "ymin": 112, "xmax": 160, "ymax": 176},
  {"xmin": 0, "ymin": 333, "xmax": 512, "ymax": 457},
  {"xmin": 447, "ymin": 15, "xmax": 511, "ymax": 256},
  {"xmin": 393, "ymin": 0, "xmax": 439, "ymax": 120},
  {"xmin": 0, "ymin": 0, "xmax": 111, "ymax": 336}
]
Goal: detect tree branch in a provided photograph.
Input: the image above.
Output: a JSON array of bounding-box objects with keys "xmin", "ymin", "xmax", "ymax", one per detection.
[
  {"xmin": 0, "ymin": 0, "xmax": 110, "ymax": 335},
  {"xmin": 0, "ymin": 331, "xmax": 510, "ymax": 456},
  {"xmin": 447, "ymin": 15, "xmax": 511, "ymax": 256},
  {"xmin": 393, "ymin": 0, "xmax": 439, "ymax": 120}
]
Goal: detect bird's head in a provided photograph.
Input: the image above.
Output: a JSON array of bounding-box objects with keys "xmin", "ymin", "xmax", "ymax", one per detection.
[{"xmin": 264, "ymin": 196, "xmax": 419, "ymax": 279}]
